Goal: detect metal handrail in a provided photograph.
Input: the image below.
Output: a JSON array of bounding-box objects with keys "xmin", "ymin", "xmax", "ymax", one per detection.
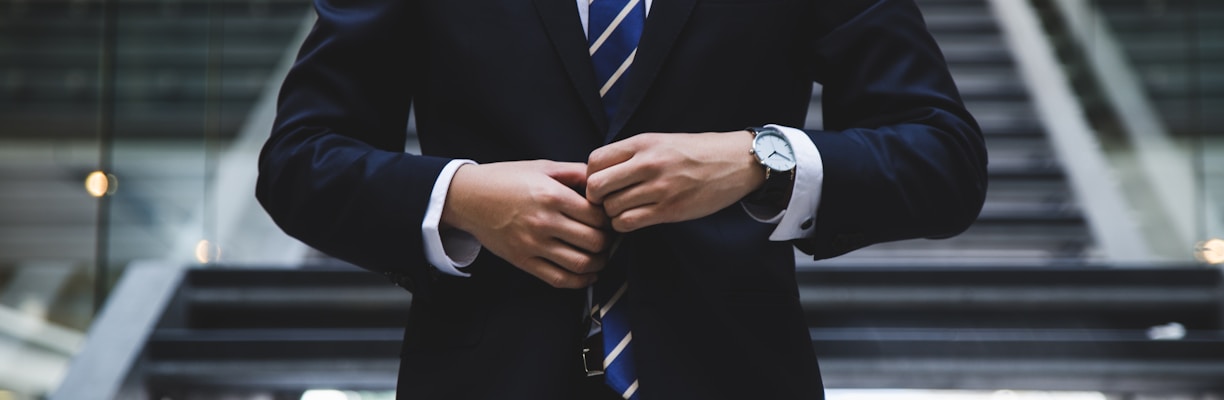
[
  {"xmin": 50, "ymin": 261, "xmax": 188, "ymax": 400},
  {"xmin": 987, "ymin": 0, "xmax": 1153, "ymax": 261}
]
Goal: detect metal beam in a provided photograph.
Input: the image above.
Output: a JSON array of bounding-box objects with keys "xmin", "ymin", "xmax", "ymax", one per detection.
[
  {"xmin": 987, "ymin": 0, "xmax": 1153, "ymax": 261},
  {"xmin": 1049, "ymin": 0, "xmax": 1223, "ymax": 253},
  {"xmin": 50, "ymin": 261, "xmax": 187, "ymax": 400}
]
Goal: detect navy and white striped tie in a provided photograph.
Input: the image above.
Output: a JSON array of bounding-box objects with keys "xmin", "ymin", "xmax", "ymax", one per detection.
[
  {"xmin": 593, "ymin": 242, "xmax": 639, "ymax": 400},
  {"xmin": 589, "ymin": 2, "xmax": 645, "ymax": 398},
  {"xmin": 589, "ymin": 0, "xmax": 645, "ymax": 121}
]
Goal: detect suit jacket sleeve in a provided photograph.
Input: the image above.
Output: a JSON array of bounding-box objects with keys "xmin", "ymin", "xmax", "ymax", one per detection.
[
  {"xmin": 794, "ymin": 0, "xmax": 989, "ymax": 259},
  {"xmin": 256, "ymin": 0, "xmax": 448, "ymax": 296}
]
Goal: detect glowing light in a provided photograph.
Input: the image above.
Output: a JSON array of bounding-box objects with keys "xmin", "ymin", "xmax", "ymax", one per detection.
[
  {"xmin": 85, "ymin": 171, "xmax": 116, "ymax": 197},
  {"xmin": 1146, "ymin": 322, "xmax": 1186, "ymax": 340},
  {"xmin": 301, "ymin": 389, "xmax": 349, "ymax": 400},
  {"xmin": 1195, "ymin": 238, "xmax": 1224, "ymax": 265},
  {"xmin": 195, "ymin": 240, "xmax": 221, "ymax": 264}
]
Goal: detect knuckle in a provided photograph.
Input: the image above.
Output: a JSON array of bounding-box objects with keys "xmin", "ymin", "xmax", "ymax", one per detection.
[
  {"xmin": 522, "ymin": 214, "xmax": 544, "ymax": 230},
  {"xmin": 602, "ymin": 199, "xmax": 620, "ymax": 216},
  {"xmin": 535, "ymin": 186, "xmax": 564, "ymax": 206},
  {"xmin": 586, "ymin": 177, "xmax": 604, "ymax": 196},
  {"xmin": 617, "ymin": 213, "xmax": 645, "ymax": 232},
  {"xmin": 541, "ymin": 193, "xmax": 561, "ymax": 208},
  {"xmin": 637, "ymin": 156, "xmax": 663, "ymax": 173},
  {"xmin": 650, "ymin": 180, "xmax": 676, "ymax": 199},
  {"xmin": 612, "ymin": 218, "xmax": 630, "ymax": 233},
  {"xmin": 572, "ymin": 262, "xmax": 596, "ymax": 278},
  {"xmin": 549, "ymin": 272, "xmax": 577, "ymax": 289},
  {"xmin": 588, "ymin": 147, "xmax": 608, "ymax": 164},
  {"xmin": 570, "ymin": 257, "xmax": 592, "ymax": 274},
  {"xmin": 587, "ymin": 256, "xmax": 607, "ymax": 272}
]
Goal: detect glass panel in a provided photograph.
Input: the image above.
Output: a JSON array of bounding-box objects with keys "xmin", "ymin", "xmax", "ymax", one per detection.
[
  {"xmin": 0, "ymin": 0, "xmax": 105, "ymax": 397},
  {"xmin": 1080, "ymin": 0, "xmax": 1222, "ymax": 263},
  {"xmin": 105, "ymin": 0, "xmax": 216, "ymax": 274},
  {"xmin": 103, "ymin": 0, "xmax": 311, "ymax": 273}
]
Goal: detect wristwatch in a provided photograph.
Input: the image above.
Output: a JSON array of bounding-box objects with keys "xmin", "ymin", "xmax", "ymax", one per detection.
[{"xmin": 746, "ymin": 126, "xmax": 796, "ymax": 209}]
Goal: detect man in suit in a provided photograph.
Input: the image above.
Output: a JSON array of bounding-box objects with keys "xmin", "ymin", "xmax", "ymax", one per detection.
[{"xmin": 257, "ymin": 0, "xmax": 987, "ymax": 398}]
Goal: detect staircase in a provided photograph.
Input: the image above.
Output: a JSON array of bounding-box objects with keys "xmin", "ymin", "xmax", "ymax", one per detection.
[{"xmin": 55, "ymin": 263, "xmax": 1224, "ymax": 399}]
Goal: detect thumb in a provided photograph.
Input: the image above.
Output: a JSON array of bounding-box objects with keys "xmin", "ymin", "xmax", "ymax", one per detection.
[{"xmin": 545, "ymin": 161, "xmax": 589, "ymax": 190}]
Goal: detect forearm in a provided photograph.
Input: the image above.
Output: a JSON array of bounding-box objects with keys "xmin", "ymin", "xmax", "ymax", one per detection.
[
  {"xmin": 257, "ymin": 126, "xmax": 452, "ymax": 284},
  {"xmin": 256, "ymin": 0, "xmax": 464, "ymax": 292},
  {"xmin": 788, "ymin": 0, "xmax": 987, "ymax": 258}
]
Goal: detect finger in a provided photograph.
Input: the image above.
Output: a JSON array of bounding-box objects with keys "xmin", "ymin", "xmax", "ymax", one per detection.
[
  {"xmin": 545, "ymin": 161, "xmax": 590, "ymax": 191},
  {"xmin": 538, "ymin": 180, "xmax": 608, "ymax": 228},
  {"xmin": 602, "ymin": 182, "xmax": 658, "ymax": 218},
  {"xmin": 541, "ymin": 239, "xmax": 607, "ymax": 274},
  {"xmin": 587, "ymin": 158, "xmax": 650, "ymax": 204},
  {"xmin": 549, "ymin": 217, "xmax": 610, "ymax": 254},
  {"xmin": 522, "ymin": 257, "xmax": 599, "ymax": 289},
  {"xmin": 587, "ymin": 137, "xmax": 650, "ymax": 203},
  {"xmin": 611, "ymin": 206, "xmax": 661, "ymax": 233},
  {"xmin": 556, "ymin": 195, "xmax": 609, "ymax": 229},
  {"xmin": 587, "ymin": 138, "xmax": 639, "ymax": 177}
]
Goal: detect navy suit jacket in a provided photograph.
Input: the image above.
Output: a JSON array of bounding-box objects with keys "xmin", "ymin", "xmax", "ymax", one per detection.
[{"xmin": 257, "ymin": 0, "xmax": 987, "ymax": 398}]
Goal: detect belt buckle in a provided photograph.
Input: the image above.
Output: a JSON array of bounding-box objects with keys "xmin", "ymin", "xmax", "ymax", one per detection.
[{"xmin": 582, "ymin": 347, "xmax": 605, "ymax": 376}]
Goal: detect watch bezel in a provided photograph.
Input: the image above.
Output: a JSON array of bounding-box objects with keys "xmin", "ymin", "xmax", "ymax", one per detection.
[{"xmin": 750, "ymin": 127, "xmax": 797, "ymax": 173}]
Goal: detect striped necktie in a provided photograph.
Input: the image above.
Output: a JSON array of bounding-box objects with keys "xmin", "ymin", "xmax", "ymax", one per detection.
[
  {"xmin": 589, "ymin": 3, "xmax": 645, "ymax": 398},
  {"xmin": 592, "ymin": 239, "xmax": 638, "ymax": 399},
  {"xmin": 589, "ymin": 0, "xmax": 645, "ymax": 120}
]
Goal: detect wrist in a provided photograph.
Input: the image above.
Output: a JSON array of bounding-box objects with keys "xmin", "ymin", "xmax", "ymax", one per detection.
[
  {"xmin": 726, "ymin": 130, "xmax": 766, "ymax": 193},
  {"xmin": 440, "ymin": 163, "xmax": 480, "ymax": 233}
]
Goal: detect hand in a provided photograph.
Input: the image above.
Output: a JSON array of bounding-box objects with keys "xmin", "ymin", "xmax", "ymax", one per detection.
[
  {"xmin": 586, "ymin": 131, "xmax": 766, "ymax": 232},
  {"xmin": 442, "ymin": 160, "xmax": 611, "ymax": 288}
]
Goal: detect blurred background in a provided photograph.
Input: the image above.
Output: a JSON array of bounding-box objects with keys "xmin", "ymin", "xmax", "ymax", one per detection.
[{"xmin": 0, "ymin": 0, "xmax": 1221, "ymax": 399}]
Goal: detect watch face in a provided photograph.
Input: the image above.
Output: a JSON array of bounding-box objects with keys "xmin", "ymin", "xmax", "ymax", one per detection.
[{"xmin": 752, "ymin": 131, "xmax": 797, "ymax": 171}]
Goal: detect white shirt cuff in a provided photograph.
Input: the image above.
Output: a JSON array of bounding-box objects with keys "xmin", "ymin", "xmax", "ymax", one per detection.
[
  {"xmin": 741, "ymin": 124, "xmax": 824, "ymax": 241},
  {"xmin": 422, "ymin": 159, "xmax": 481, "ymax": 277}
]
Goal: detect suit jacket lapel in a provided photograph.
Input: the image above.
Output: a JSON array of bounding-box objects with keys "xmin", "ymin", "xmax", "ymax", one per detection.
[
  {"xmin": 606, "ymin": 0, "xmax": 699, "ymax": 142},
  {"xmin": 533, "ymin": 0, "xmax": 609, "ymax": 134}
]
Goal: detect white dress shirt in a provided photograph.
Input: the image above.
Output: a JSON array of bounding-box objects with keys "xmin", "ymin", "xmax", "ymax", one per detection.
[{"xmin": 420, "ymin": 2, "xmax": 824, "ymax": 276}]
